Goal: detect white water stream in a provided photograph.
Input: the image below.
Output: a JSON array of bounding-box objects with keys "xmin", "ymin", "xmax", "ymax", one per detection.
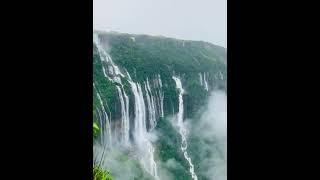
[{"xmin": 172, "ymin": 76, "xmax": 198, "ymax": 180}]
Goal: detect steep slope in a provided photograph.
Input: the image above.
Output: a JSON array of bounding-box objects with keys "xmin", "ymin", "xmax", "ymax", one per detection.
[{"xmin": 93, "ymin": 31, "xmax": 227, "ymax": 180}]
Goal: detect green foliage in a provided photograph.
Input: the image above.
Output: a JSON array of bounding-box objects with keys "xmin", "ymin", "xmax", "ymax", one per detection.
[
  {"xmin": 94, "ymin": 32, "xmax": 226, "ymax": 120},
  {"xmin": 93, "ymin": 32, "xmax": 227, "ymax": 180},
  {"xmin": 105, "ymin": 33, "xmax": 226, "ymax": 77},
  {"xmin": 183, "ymin": 73, "xmax": 208, "ymax": 118},
  {"xmin": 93, "ymin": 122, "xmax": 99, "ymax": 139},
  {"xmin": 93, "ymin": 166, "xmax": 113, "ymax": 180},
  {"xmin": 93, "ymin": 44, "xmax": 116, "ymax": 119},
  {"xmin": 155, "ymin": 117, "xmax": 192, "ymax": 180}
]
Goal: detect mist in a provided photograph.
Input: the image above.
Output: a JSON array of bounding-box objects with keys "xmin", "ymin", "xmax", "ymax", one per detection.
[
  {"xmin": 93, "ymin": 90, "xmax": 227, "ymax": 180},
  {"xmin": 93, "ymin": 0, "xmax": 227, "ymax": 48},
  {"xmin": 197, "ymin": 90, "xmax": 227, "ymax": 141},
  {"xmin": 152, "ymin": 90, "xmax": 227, "ymax": 180},
  {"xmin": 94, "ymin": 143, "xmax": 155, "ymax": 180},
  {"xmin": 188, "ymin": 90, "xmax": 227, "ymax": 180}
]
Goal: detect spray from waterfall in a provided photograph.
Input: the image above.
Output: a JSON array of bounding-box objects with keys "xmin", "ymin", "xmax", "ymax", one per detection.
[
  {"xmin": 129, "ymin": 80, "xmax": 159, "ymax": 179},
  {"xmin": 172, "ymin": 76, "xmax": 198, "ymax": 180}
]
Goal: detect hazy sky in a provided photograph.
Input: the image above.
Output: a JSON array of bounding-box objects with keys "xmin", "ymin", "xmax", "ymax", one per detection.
[{"xmin": 93, "ymin": 0, "xmax": 227, "ymax": 48}]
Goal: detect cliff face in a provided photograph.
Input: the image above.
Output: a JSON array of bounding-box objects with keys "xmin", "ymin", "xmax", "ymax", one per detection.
[{"xmin": 93, "ymin": 31, "xmax": 227, "ymax": 180}]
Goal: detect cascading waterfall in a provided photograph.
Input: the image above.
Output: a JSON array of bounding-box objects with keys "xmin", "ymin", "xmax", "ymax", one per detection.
[
  {"xmin": 133, "ymin": 82, "xmax": 147, "ymax": 143},
  {"xmin": 144, "ymin": 82, "xmax": 154, "ymax": 129},
  {"xmin": 94, "ymin": 33, "xmax": 130, "ymax": 146},
  {"xmin": 126, "ymin": 74, "xmax": 163, "ymax": 179},
  {"xmin": 172, "ymin": 76, "xmax": 198, "ymax": 180},
  {"xmin": 199, "ymin": 72, "xmax": 209, "ymax": 91},
  {"xmin": 157, "ymin": 74, "xmax": 164, "ymax": 118},
  {"xmin": 94, "ymin": 33, "xmax": 161, "ymax": 179},
  {"xmin": 199, "ymin": 73, "xmax": 203, "ymax": 86},
  {"xmin": 125, "ymin": 69, "xmax": 133, "ymax": 81},
  {"xmin": 94, "ymin": 84, "xmax": 112, "ymax": 146},
  {"xmin": 123, "ymin": 89, "xmax": 130, "ymax": 144},
  {"xmin": 148, "ymin": 143, "xmax": 158, "ymax": 179},
  {"xmin": 203, "ymin": 73, "xmax": 209, "ymax": 91},
  {"xmin": 95, "ymin": 108, "xmax": 103, "ymax": 140},
  {"xmin": 118, "ymin": 86, "xmax": 130, "ymax": 145},
  {"xmin": 152, "ymin": 74, "xmax": 164, "ymax": 119},
  {"xmin": 129, "ymin": 81, "xmax": 159, "ymax": 179},
  {"xmin": 116, "ymin": 86, "xmax": 130, "ymax": 145},
  {"xmin": 219, "ymin": 71, "xmax": 224, "ymax": 80},
  {"xmin": 93, "ymin": 32, "xmax": 227, "ymax": 180},
  {"xmin": 145, "ymin": 78, "xmax": 157, "ymax": 130},
  {"xmin": 93, "ymin": 33, "xmax": 125, "ymax": 79}
]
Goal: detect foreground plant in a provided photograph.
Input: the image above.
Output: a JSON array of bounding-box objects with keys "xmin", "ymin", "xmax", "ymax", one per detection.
[
  {"xmin": 93, "ymin": 165, "xmax": 113, "ymax": 180},
  {"xmin": 93, "ymin": 122, "xmax": 99, "ymax": 139}
]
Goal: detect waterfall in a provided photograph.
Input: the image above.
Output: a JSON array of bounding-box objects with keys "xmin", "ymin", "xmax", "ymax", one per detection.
[
  {"xmin": 95, "ymin": 87, "xmax": 112, "ymax": 147},
  {"xmin": 144, "ymin": 82, "xmax": 153, "ymax": 128},
  {"xmin": 148, "ymin": 143, "xmax": 158, "ymax": 179},
  {"xmin": 115, "ymin": 85, "xmax": 130, "ymax": 146},
  {"xmin": 93, "ymin": 33, "xmax": 125, "ymax": 79},
  {"xmin": 94, "ymin": 34, "xmax": 130, "ymax": 146},
  {"xmin": 199, "ymin": 73, "xmax": 203, "ymax": 86},
  {"xmin": 144, "ymin": 82, "xmax": 155, "ymax": 130},
  {"xmin": 146, "ymin": 78, "xmax": 157, "ymax": 130},
  {"xmin": 157, "ymin": 74, "xmax": 164, "ymax": 118},
  {"xmin": 199, "ymin": 72, "xmax": 209, "ymax": 91},
  {"xmin": 125, "ymin": 69, "xmax": 133, "ymax": 81},
  {"xmin": 203, "ymin": 73, "xmax": 209, "ymax": 91},
  {"xmin": 129, "ymin": 80, "xmax": 159, "ymax": 179},
  {"xmin": 172, "ymin": 76, "xmax": 198, "ymax": 180},
  {"xmin": 95, "ymin": 108, "xmax": 104, "ymax": 143},
  {"xmin": 219, "ymin": 71, "xmax": 224, "ymax": 80},
  {"xmin": 94, "ymin": 33, "xmax": 159, "ymax": 179},
  {"xmin": 123, "ymin": 89, "xmax": 130, "ymax": 144},
  {"xmin": 116, "ymin": 86, "xmax": 130, "ymax": 145},
  {"xmin": 129, "ymin": 82, "xmax": 146, "ymax": 143}
]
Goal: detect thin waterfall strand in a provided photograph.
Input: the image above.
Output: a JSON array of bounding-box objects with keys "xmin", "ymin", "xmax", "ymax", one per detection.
[{"xmin": 172, "ymin": 76, "xmax": 198, "ymax": 180}]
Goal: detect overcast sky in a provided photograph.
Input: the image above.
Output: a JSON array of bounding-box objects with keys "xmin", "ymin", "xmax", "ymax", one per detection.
[{"xmin": 93, "ymin": 0, "xmax": 227, "ymax": 48}]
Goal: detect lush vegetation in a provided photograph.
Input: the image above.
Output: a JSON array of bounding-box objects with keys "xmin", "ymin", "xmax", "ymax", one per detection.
[
  {"xmin": 94, "ymin": 32, "xmax": 226, "ymax": 120},
  {"xmin": 93, "ymin": 166, "xmax": 113, "ymax": 180},
  {"xmin": 155, "ymin": 117, "xmax": 192, "ymax": 180},
  {"xmin": 93, "ymin": 122, "xmax": 99, "ymax": 139},
  {"xmin": 93, "ymin": 45, "xmax": 116, "ymax": 120},
  {"xmin": 99, "ymin": 32, "xmax": 226, "ymax": 78},
  {"xmin": 93, "ymin": 31, "xmax": 227, "ymax": 179}
]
